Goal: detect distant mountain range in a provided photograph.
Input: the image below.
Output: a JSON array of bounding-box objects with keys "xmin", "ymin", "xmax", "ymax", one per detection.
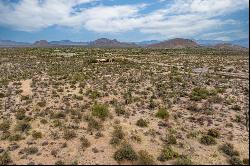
[
  {"xmin": 0, "ymin": 38, "xmax": 248, "ymax": 50},
  {"xmin": 195, "ymin": 38, "xmax": 249, "ymax": 48}
]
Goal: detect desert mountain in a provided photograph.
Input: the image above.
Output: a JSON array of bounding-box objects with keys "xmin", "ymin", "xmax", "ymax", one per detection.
[
  {"xmin": 49, "ymin": 40, "xmax": 89, "ymax": 46},
  {"xmin": 33, "ymin": 40, "xmax": 50, "ymax": 46},
  {"xmin": 148, "ymin": 38, "xmax": 200, "ymax": 48},
  {"xmin": 0, "ymin": 40, "xmax": 30, "ymax": 46},
  {"xmin": 212, "ymin": 43, "xmax": 249, "ymax": 51},
  {"xmin": 89, "ymin": 38, "xmax": 138, "ymax": 48}
]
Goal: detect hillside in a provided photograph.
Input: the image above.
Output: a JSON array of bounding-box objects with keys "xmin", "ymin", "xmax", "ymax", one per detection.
[{"xmin": 148, "ymin": 38, "xmax": 200, "ymax": 48}]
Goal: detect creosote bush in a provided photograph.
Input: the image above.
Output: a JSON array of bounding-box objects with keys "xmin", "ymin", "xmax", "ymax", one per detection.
[
  {"xmin": 156, "ymin": 108, "xmax": 170, "ymax": 120},
  {"xmin": 92, "ymin": 103, "xmax": 109, "ymax": 120},
  {"xmin": 175, "ymin": 155, "xmax": 193, "ymax": 165},
  {"xmin": 137, "ymin": 150, "xmax": 155, "ymax": 165},
  {"xmin": 200, "ymin": 135, "xmax": 216, "ymax": 145},
  {"xmin": 0, "ymin": 151, "xmax": 12, "ymax": 165},
  {"xmin": 157, "ymin": 146, "xmax": 178, "ymax": 161},
  {"xmin": 136, "ymin": 118, "xmax": 148, "ymax": 127},
  {"xmin": 207, "ymin": 128, "xmax": 220, "ymax": 138},
  {"xmin": 114, "ymin": 143, "xmax": 138, "ymax": 162}
]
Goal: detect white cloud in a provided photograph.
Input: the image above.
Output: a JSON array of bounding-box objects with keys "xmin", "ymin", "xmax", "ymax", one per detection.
[{"xmin": 0, "ymin": 0, "xmax": 248, "ymax": 40}]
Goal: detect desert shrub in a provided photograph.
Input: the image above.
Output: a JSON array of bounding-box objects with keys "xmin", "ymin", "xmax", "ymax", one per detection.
[
  {"xmin": 53, "ymin": 119, "xmax": 62, "ymax": 127},
  {"xmin": 136, "ymin": 118, "xmax": 148, "ymax": 127},
  {"xmin": 243, "ymin": 158, "xmax": 249, "ymax": 165},
  {"xmin": 163, "ymin": 134, "xmax": 177, "ymax": 145},
  {"xmin": 175, "ymin": 155, "xmax": 193, "ymax": 165},
  {"xmin": 55, "ymin": 160, "xmax": 65, "ymax": 165},
  {"xmin": 15, "ymin": 121, "xmax": 31, "ymax": 133},
  {"xmin": 0, "ymin": 120, "xmax": 10, "ymax": 132},
  {"xmin": 200, "ymin": 135, "xmax": 216, "ymax": 145},
  {"xmin": 115, "ymin": 106, "xmax": 126, "ymax": 116},
  {"xmin": 187, "ymin": 103, "xmax": 200, "ymax": 112},
  {"xmin": 52, "ymin": 112, "xmax": 66, "ymax": 119},
  {"xmin": 207, "ymin": 128, "xmax": 220, "ymax": 138},
  {"xmin": 80, "ymin": 136, "xmax": 91, "ymax": 150},
  {"xmin": 37, "ymin": 101, "xmax": 46, "ymax": 107},
  {"xmin": 156, "ymin": 108, "xmax": 170, "ymax": 120},
  {"xmin": 32, "ymin": 130, "xmax": 42, "ymax": 139},
  {"xmin": 23, "ymin": 147, "xmax": 39, "ymax": 155},
  {"xmin": 137, "ymin": 150, "xmax": 155, "ymax": 165},
  {"xmin": 15, "ymin": 109, "xmax": 26, "ymax": 120},
  {"xmin": 190, "ymin": 87, "xmax": 212, "ymax": 101},
  {"xmin": 186, "ymin": 131, "xmax": 199, "ymax": 139},
  {"xmin": 148, "ymin": 98, "xmax": 156, "ymax": 110},
  {"xmin": 220, "ymin": 143, "xmax": 239, "ymax": 157},
  {"xmin": 74, "ymin": 95, "xmax": 83, "ymax": 100},
  {"xmin": 40, "ymin": 118, "xmax": 48, "ymax": 124},
  {"xmin": 231, "ymin": 105, "xmax": 241, "ymax": 111},
  {"xmin": 229, "ymin": 156, "xmax": 243, "ymax": 165},
  {"xmin": 87, "ymin": 57, "xmax": 98, "ymax": 64},
  {"xmin": 110, "ymin": 126, "xmax": 125, "ymax": 145},
  {"xmin": 63, "ymin": 130, "xmax": 76, "ymax": 140},
  {"xmin": 0, "ymin": 92, "xmax": 5, "ymax": 98},
  {"xmin": 157, "ymin": 146, "xmax": 178, "ymax": 161},
  {"xmin": 87, "ymin": 90, "xmax": 101, "ymax": 99},
  {"xmin": 209, "ymin": 95, "xmax": 223, "ymax": 103},
  {"xmin": 21, "ymin": 95, "xmax": 29, "ymax": 100},
  {"xmin": 0, "ymin": 152, "xmax": 11, "ymax": 165},
  {"xmin": 92, "ymin": 103, "xmax": 109, "ymax": 120},
  {"xmin": 114, "ymin": 143, "xmax": 138, "ymax": 162},
  {"xmin": 87, "ymin": 117, "xmax": 102, "ymax": 131},
  {"xmin": 8, "ymin": 134, "xmax": 23, "ymax": 141}
]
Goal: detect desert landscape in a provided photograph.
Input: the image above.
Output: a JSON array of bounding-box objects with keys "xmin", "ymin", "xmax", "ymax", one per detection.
[{"xmin": 0, "ymin": 46, "xmax": 249, "ymax": 165}]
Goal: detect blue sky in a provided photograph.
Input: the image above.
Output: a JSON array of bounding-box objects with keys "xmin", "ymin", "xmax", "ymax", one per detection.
[{"xmin": 0, "ymin": 0, "xmax": 249, "ymax": 42}]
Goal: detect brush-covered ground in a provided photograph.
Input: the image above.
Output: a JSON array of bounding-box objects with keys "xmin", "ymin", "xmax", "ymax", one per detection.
[{"xmin": 0, "ymin": 48, "xmax": 249, "ymax": 165}]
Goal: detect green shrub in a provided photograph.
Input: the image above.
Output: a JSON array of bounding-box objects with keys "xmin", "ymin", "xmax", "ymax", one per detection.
[
  {"xmin": 23, "ymin": 147, "xmax": 39, "ymax": 155},
  {"xmin": 243, "ymin": 158, "xmax": 249, "ymax": 165},
  {"xmin": 200, "ymin": 135, "xmax": 216, "ymax": 145},
  {"xmin": 231, "ymin": 105, "xmax": 241, "ymax": 111},
  {"xmin": 37, "ymin": 101, "xmax": 46, "ymax": 107},
  {"xmin": 15, "ymin": 109, "xmax": 26, "ymax": 120},
  {"xmin": 32, "ymin": 130, "xmax": 42, "ymax": 139},
  {"xmin": 0, "ymin": 92, "xmax": 5, "ymax": 98},
  {"xmin": 53, "ymin": 112, "xmax": 66, "ymax": 119},
  {"xmin": 175, "ymin": 155, "xmax": 193, "ymax": 165},
  {"xmin": 156, "ymin": 108, "xmax": 169, "ymax": 120},
  {"xmin": 137, "ymin": 150, "xmax": 155, "ymax": 165},
  {"xmin": 92, "ymin": 104, "xmax": 109, "ymax": 120},
  {"xmin": 74, "ymin": 95, "xmax": 83, "ymax": 100},
  {"xmin": 15, "ymin": 121, "xmax": 31, "ymax": 133},
  {"xmin": 8, "ymin": 134, "xmax": 23, "ymax": 141},
  {"xmin": 110, "ymin": 126, "xmax": 125, "ymax": 146},
  {"xmin": 63, "ymin": 130, "xmax": 77, "ymax": 140},
  {"xmin": 164, "ymin": 134, "xmax": 177, "ymax": 145},
  {"xmin": 87, "ymin": 90, "xmax": 101, "ymax": 99},
  {"xmin": 0, "ymin": 152, "xmax": 12, "ymax": 165},
  {"xmin": 87, "ymin": 117, "xmax": 102, "ymax": 131},
  {"xmin": 115, "ymin": 106, "xmax": 126, "ymax": 116},
  {"xmin": 229, "ymin": 156, "xmax": 243, "ymax": 165},
  {"xmin": 207, "ymin": 128, "xmax": 220, "ymax": 138},
  {"xmin": 55, "ymin": 160, "xmax": 65, "ymax": 165},
  {"xmin": 220, "ymin": 143, "xmax": 239, "ymax": 157},
  {"xmin": 0, "ymin": 120, "xmax": 10, "ymax": 132},
  {"xmin": 80, "ymin": 136, "xmax": 91, "ymax": 150},
  {"xmin": 187, "ymin": 103, "xmax": 200, "ymax": 112},
  {"xmin": 190, "ymin": 87, "xmax": 213, "ymax": 101},
  {"xmin": 157, "ymin": 146, "xmax": 178, "ymax": 161},
  {"xmin": 114, "ymin": 143, "xmax": 138, "ymax": 162},
  {"xmin": 136, "ymin": 118, "xmax": 148, "ymax": 127}
]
